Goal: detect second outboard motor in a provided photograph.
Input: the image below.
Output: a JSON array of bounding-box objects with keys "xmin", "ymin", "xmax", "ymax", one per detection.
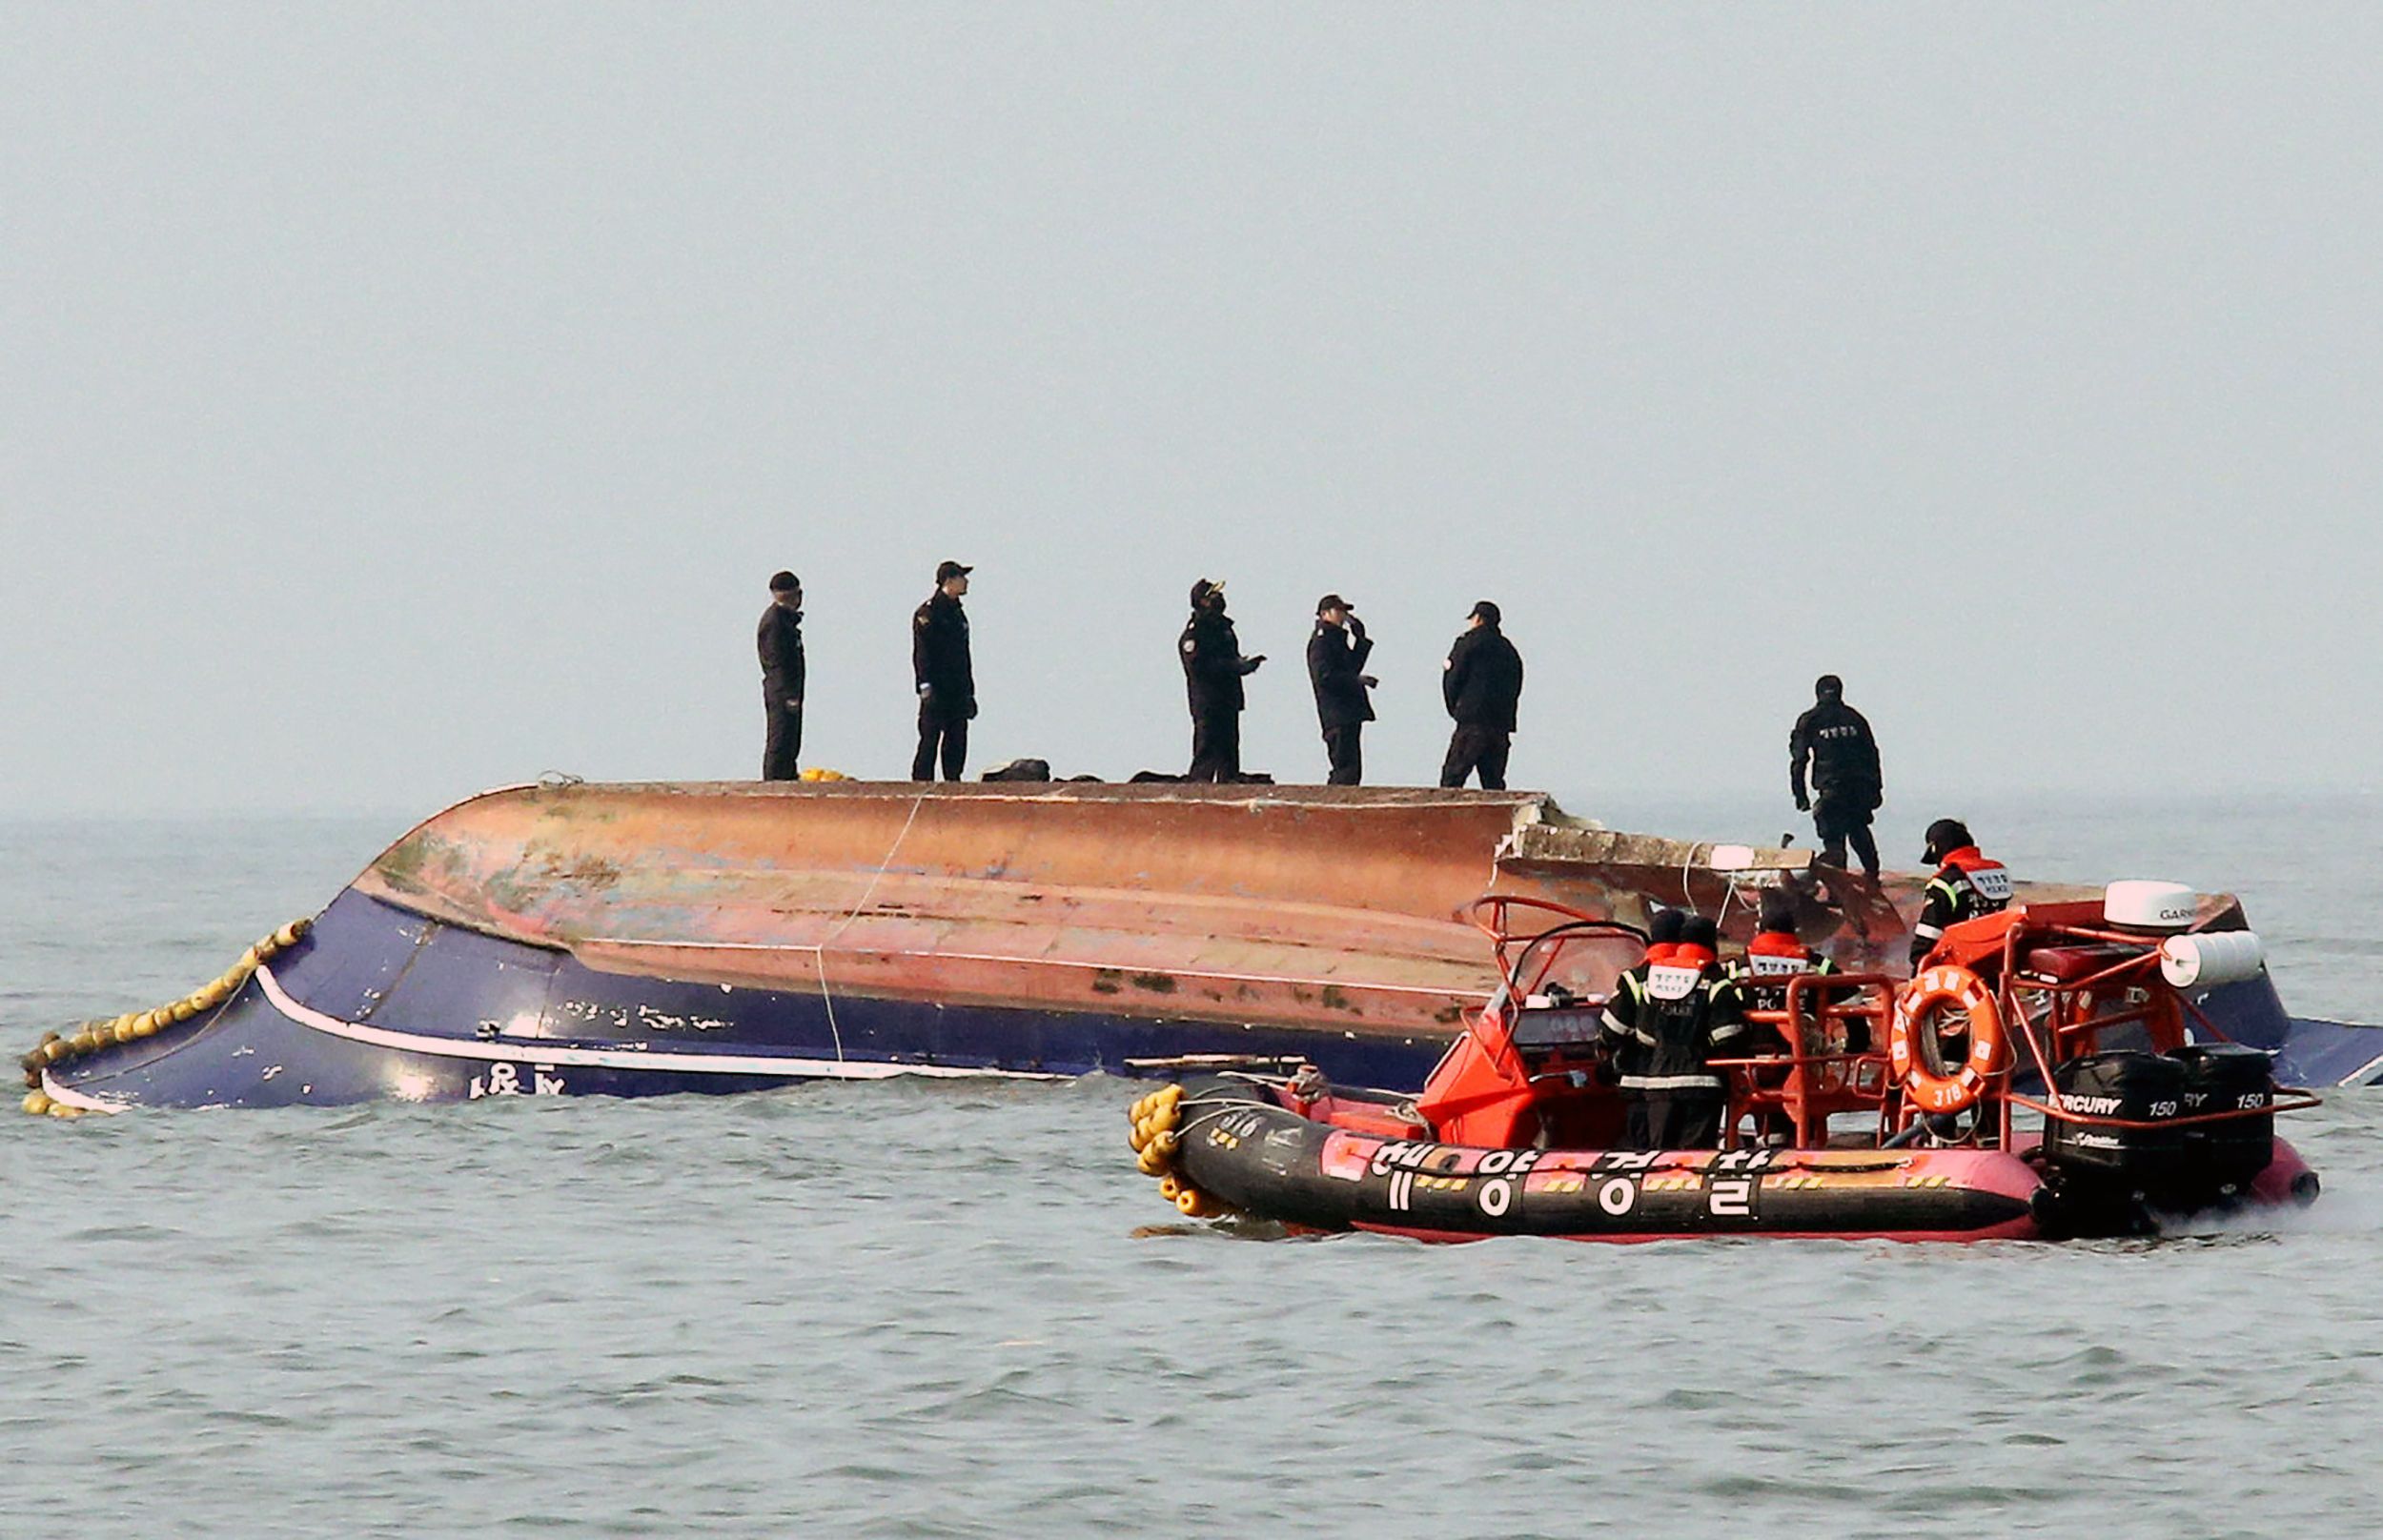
[
  {"xmin": 2041, "ymin": 1051, "xmax": 2187, "ymax": 1233},
  {"xmin": 2170, "ymin": 1043, "xmax": 2276, "ymax": 1206}
]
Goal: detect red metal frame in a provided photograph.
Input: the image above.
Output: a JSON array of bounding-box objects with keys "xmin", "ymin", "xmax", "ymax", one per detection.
[{"xmin": 1433, "ymin": 895, "xmax": 2313, "ymax": 1156}]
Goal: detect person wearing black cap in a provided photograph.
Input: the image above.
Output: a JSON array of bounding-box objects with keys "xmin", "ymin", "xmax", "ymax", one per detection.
[
  {"xmin": 1439, "ymin": 601, "xmax": 1524, "ymax": 790},
  {"xmin": 1910, "ymin": 819, "xmax": 2013, "ymax": 966},
  {"xmin": 1179, "ymin": 578, "xmax": 1265, "ymax": 782},
  {"xmin": 1599, "ymin": 913, "xmax": 1748, "ymax": 1149},
  {"xmin": 1306, "ymin": 595, "xmax": 1377, "ymax": 785},
  {"xmin": 911, "ymin": 561, "xmax": 976, "ymax": 781},
  {"xmin": 758, "ymin": 571, "xmax": 806, "ymax": 781},
  {"xmin": 1789, "ymin": 675, "xmax": 1884, "ymax": 879}
]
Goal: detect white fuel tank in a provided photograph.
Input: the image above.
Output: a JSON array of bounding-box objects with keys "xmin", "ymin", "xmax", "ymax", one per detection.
[
  {"xmin": 2160, "ymin": 930, "xmax": 2266, "ymax": 989},
  {"xmin": 2104, "ymin": 881, "xmax": 2197, "ymax": 932}
]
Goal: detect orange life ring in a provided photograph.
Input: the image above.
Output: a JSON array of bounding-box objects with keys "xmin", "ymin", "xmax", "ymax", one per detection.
[{"xmin": 1889, "ymin": 964, "xmax": 2007, "ymax": 1114}]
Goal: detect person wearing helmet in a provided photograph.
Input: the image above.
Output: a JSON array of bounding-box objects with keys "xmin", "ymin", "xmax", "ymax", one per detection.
[
  {"xmin": 1789, "ymin": 675, "xmax": 1884, "ymax": 879},
  {"xmin": 1599, "ymin": 914, "xmax": 1749, "ymax": 1149},
  {"xmin": 1910, "ymin": 819, "xmax": 2013, "ymax": 966},
  {"xmin": 1599, "ymin": 908, "xmax": 1688, "ymax": 1148},
  {"xmin": 1640, "ymin": 905, "xmax": 1688, "ymax": 966},
  {"xmin": 1306, "ymin": 595, "xmax": 1377, "ymax": 785},
  {"xmin": 911, "ymin": 560, "xmax": 977, "ymax": 780},
  {"xmin": 1180, "ymin": 578, "xmax": 1266, "ymax": 782}
]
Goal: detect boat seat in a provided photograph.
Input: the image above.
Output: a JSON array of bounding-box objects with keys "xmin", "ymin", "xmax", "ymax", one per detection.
[{"xmin": 2017, "ymin": 944, "xmax": 2146, "ymax": 986}]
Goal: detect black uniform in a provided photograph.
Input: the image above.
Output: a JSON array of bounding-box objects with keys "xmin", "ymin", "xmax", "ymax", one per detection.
[
  {"xmin": 1599, "ymin": 953, "xmax": 1748, "ymax": 1149},
  {"xmin": 757, "ymin": 602, "xmax": 805, "ymax": 781},
  {"xmin": 1181, "ymin": 607, "xmax": 1261, "ymax": 782},
  {"xmin": 1306, "ymin": 618, "xmax": 1375, "ymax": 786},
  {"xmin": 1439, "ymin": 623, "xmax": 1524, "ymax": 789},
  {"xmin": 1599, "ymin": 961, "xmax": 1657, "ymax": 1150},
  {"xmin": 911, "ymin": 590, "xmax": 976, "ymax": 781},
  {"xmin": 1910, "ymin": 849, "xmax": 2013, "ymax": 965},
  {"xmin": 1789, "ymin": 697, "xmax": 1883, "ymax": 876}
]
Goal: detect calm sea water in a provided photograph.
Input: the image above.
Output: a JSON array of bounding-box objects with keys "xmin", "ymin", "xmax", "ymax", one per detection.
[{"xmin": 4, "ymin": 797, "xmax": 2380, "ymax": 1539}]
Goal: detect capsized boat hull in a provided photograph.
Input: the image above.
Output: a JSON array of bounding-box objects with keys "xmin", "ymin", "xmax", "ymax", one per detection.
[
  {"xmin": 39, "ymin": 889, "xmax": 1456, "ymax": 1110},
  {"xmin": 29, "ymin": 781, "xmax": 2379, "ymax": 1111}
]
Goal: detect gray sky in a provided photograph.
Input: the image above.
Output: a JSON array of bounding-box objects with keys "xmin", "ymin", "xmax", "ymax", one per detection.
[{"xmin": 6, "ymin": 5, "xmax": 2380, "ymax": 821}]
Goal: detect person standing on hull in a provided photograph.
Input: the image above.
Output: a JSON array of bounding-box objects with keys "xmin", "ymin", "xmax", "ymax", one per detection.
[
  {"xmin": 911, "ymin": 560, "xmax": 977, "ymax": 781},
  {"xmin": 1439, "ymin": 601, "xmax": 1524, "ymax": 789},
  {"xmin": 1305, "ymin": 595, "xmax": 1377, "ymax": 786},
  {"xmin": 1789, "ymin": 674, "xmax": 1884, "ymax": 878},
  {"xmin": 758, "ymin": 570, "xmax": 805, "ymax": 781},
  {"xmin": 1599, "ymin": 915, "xmax": 1749, "ymax": 1150},
  {"xmin": 1909, "ymin": 819, "xmax": 2013, "ymax": 966},
  {"xmin": 1180, "ymin": 578, "xmax": 1265, "ymax": 782}
]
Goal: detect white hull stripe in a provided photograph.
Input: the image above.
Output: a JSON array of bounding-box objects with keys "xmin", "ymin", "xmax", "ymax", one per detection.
[
  {"xmin": 254, "ymin": 965, "xmax": 1059, "ymax": 1082},
  {"xmin": 39, "ymin": 1074, "xmax": 119, "ymax": 1112}
]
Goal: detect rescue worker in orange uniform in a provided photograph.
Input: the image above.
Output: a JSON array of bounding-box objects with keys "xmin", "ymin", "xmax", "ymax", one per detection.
[
  {"xmin": 1599, "ymin": 915, "xmax": 1749, "ymax": 1150},
  {"xmin": 1909, "ymin": 819, "xmax": 2013, "ymax": 966}
]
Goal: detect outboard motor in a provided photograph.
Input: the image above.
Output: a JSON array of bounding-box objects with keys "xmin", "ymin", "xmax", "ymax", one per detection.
[
  {"xmin": 2040, "ymin": 1051, "xmax": 2187, "ymax": 1234},
  {"xmin": 2169, "ymin": 1043, "xmax": 2276, "ymax": 1206}
]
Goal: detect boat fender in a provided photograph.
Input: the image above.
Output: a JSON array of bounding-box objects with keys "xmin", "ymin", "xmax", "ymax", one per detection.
[
  {"xmin": 2159, "ymin": 931, "xmax": 2264, "ymax": 990},
  {"xmin": 1889, "ymin": 965, "xmax": 2006, "ymax": 1115},
  {"xmin": 22, "ymin": 1091, "xmax": 51, "ymax": 1117},
  {"xmin": 1126, "ymin": 1085, "xmax": 1185, "ymax": 1169}
]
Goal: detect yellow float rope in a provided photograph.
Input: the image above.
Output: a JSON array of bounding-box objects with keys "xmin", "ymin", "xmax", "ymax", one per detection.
[
  {"xmin": 1123, "ymin": 1082, "xmax": 1236, "ymax": 1220},
  {"xmin": 19, "ymin": 918, "xmax": 314, "ymax": 1118}
]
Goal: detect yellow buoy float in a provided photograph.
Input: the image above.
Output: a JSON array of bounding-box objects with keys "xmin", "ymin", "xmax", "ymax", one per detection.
[{"xmin": 17, "ymin": 915, "xmax": 319, "ymax": 1112}]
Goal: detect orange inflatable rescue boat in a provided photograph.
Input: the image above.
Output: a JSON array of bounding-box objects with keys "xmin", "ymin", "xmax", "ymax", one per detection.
[{"xmin": 1129, "ymin": 886, "xmax": 2322, "ymax": 1242}]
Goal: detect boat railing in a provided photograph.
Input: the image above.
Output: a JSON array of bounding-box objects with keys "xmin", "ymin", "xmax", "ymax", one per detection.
[{"xmin": 1709, "ymin": 972, "xmax": 1898, "ymax": 1148}]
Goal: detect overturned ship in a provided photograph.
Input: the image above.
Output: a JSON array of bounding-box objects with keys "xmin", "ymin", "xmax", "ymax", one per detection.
[{"xmin": 23, "ymin": 781, "xmax": 2383, "ymax": 1113}]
